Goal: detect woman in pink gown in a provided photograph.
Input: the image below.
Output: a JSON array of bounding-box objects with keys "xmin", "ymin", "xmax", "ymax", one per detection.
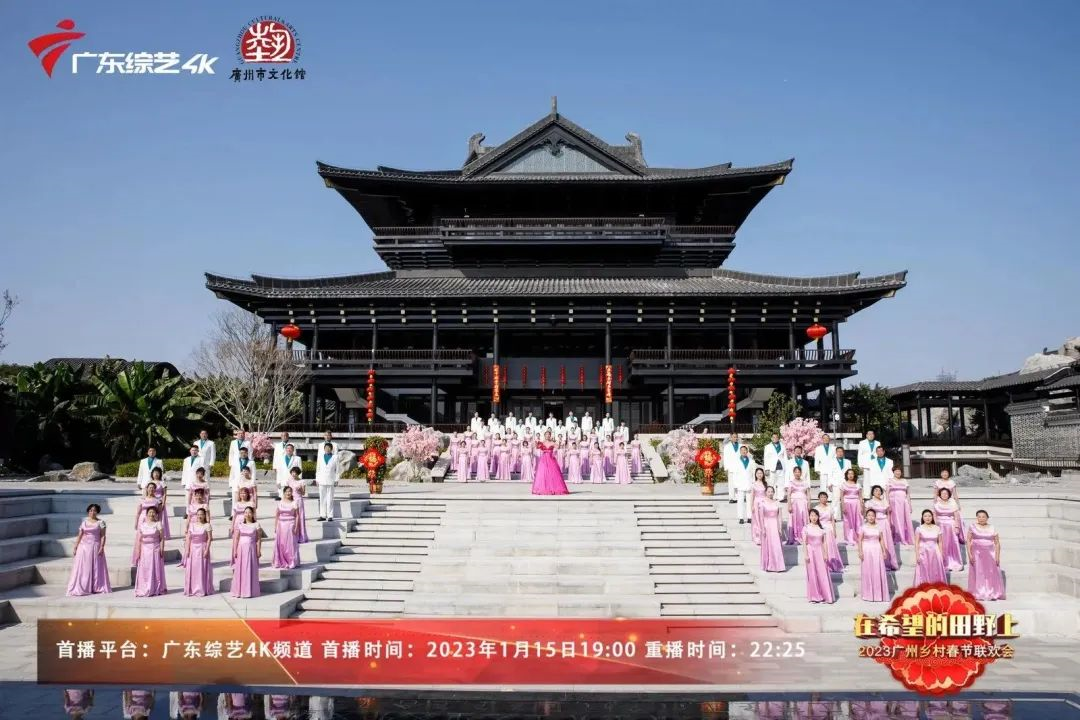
[
  {"xmin": 186, "ymin": 466, "xmax": 210, "ymax": 509},
  {"xmin": 630, "ymin": 439, "xmax": 643, "ymax": 474},
  {"xmin": 840, "ymin": 470, "xmax": 864, "ymax": 545},
  {"xmin": 184, "ymin": 507, "xmax": 214, "ymax": 596},
  {"xmin": 63, "ymin": 689, "xmax": 94, "ymax": 718},
  {"xmin": 147, "ymin": 467, "xmax": 172, "ymax": 540},
  {"xmin": 454, "ymin": 440, "xmax": 471, "ymax": 481},
  {"xmin": 286, "ymin": 466, "xmax": 309, "ymax": 543},
  {"xmin": 867, "ymin": 485, "xmax": 899, "ymax": 570},
  {"xmin": 518, "ymin": 441, "xmax": 535, "ymax": 483},
  {"xmin": 967, "ymin": 510, "xmax": 1005, "ymax": 600},
  {"xmin": 122, "ymin": 690, "xmax": 155, "ymax": 719},
  {"xmin": 887, "ymin": 467, "xmax": 914, "ymax": 545},
  {"xmin": 531, "ymin": 433, "xmax": 570, "ymax": 495},
  {"xmin": 786, "ymin": 469, "xmax": 810, "ymax": 544},
  {"xmin": 132, "ymin": 484, "xmax": 163, "ymax": 565},
  {"xmin": 232, "ymin": 487, "xmax": 256, "ymax": 539},
  {"xmin": 565, "ymin": 442, "xmax": 583, "ymax": 484},
  {"xmin": 614, "ymin": 441, "xmax": 632, "ymax": 484},
  {"xmin": 602, "ymin": 439, "xmax": 616, "ymax": 476},
  {"xmin": 134, "ymin": 507, "xmax": 167, "ymax": 597},
  {"xmin": 231, "ymin": 507, "xmax": 262, "ymax": 598},
  {"xmin": 750, "ymin": 468, "xmax": 768, "ymax": 545},
  {"xmin": 934, "ymin": 488, "xmax": 965, "ymax": 571},
  {"xmin": 235, "ymin": 467, "xmax": 258, "ymax": 512},
  {"xmin": 914, "ymin": 509, "xmax": 946, "ymax": 585},
  {"xmin": 804, "ymin": 509, "xmax": 836, "ymax": 603},
  {"xmin": 180, "ymin": 487, "xmax": 210, "ymax": 568},
  {"xmin": 759, "ymin": 486, "xmax": 786, "ymax": 572},
  {"xmin": 272, "ymin": 486, "xmax": 301, "ymax": 569},
  {"xmin": 495, "ymin": 440, "xmax": 513, "ymax": 481},
  {"xmin": 475, "ymin": 442, "xmax": 491, "ymax": 482},
  {"xmin": 67, "ymin": 503, "xmax": 111, "ymax": 596},
  {"xmin": 588, "ymin": 442, "xmax": 606, "ymax": 484},
  {"xmin": 555, "ymin": 438, "xmax": 567, "ymax": 471},
  {"xmin": 935, "ymin": 469, "xmax": 966, "ymax": 543},
  {"xmin": 858, "ymin": 508, "xmax": 890, "ymax": 602},
  {"xmin": 815, "ymin": 491, "xmax": 844, "ymax": 572}
]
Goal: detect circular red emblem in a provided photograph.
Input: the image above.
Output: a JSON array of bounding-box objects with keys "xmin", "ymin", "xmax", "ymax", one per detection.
[
  {"xmin": 237, "ymin": 17, "xmax": 299, "ymax": 63},
  {"xmin": 866, "ymin": 583, "xmax": 1016, "ymax": 695}
]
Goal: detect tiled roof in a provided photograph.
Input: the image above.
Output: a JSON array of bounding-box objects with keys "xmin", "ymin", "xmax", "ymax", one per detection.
[
  {"xmin": 43, "ymin": 358, "xmax": 180, "ymax": 374},
  {"xmin": 206, "ymin": 268, "xmax": 907, "ymax": 300},
  {"xmin": 1041, "ymin": 373, "xmax": 1080, "ymax": 391},
  {"xmin": 889, "ymin": 366, "xmax": 1073, "ymax": 396}
]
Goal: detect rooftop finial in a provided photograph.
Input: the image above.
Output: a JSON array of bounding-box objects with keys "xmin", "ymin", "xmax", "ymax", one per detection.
[{"xmin": 551, "ymin": 95, "xmax": 557, "ymax": 115}]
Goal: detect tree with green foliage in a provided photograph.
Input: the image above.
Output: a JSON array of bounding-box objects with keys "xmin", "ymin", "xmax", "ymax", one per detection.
[
  {"xmin": 14, "ymin": 362, "xmax": 88, "ymax": 453},
  {"xmin": 843, "ymin": 383, "xmax": 901, "ymax": 445},
  {"xmin": 750, "ymin": 391, "xmax": 801, "ymax": 459},
  {"xmin": 82, "ymin": 361, "xmax": 205, "ymax": 462}
]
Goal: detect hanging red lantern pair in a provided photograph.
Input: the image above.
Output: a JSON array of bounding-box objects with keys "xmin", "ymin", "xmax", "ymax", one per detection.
[
  {"xmin": 579, "ymin": 366, "xmax": 585, "ymax": 390},
  {"xmin": 617, "ymin": 365, "xmax": 624, "ymax": 387},
  {"xmin": 559, "ymin": 365, "xmax": 566, "ymax": 388},
  {"xmin": 366, "ymin": 369, "xmax": 376, "ymax": 423},
  {"xmin": 521, "ymin": 366, "xmax": 528, "ymax": 387}
]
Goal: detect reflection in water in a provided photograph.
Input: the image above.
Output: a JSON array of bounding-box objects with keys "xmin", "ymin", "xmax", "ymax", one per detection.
[{"xmin": 43, "ymin": 691, "xmax": 1050, "ymax": 719}]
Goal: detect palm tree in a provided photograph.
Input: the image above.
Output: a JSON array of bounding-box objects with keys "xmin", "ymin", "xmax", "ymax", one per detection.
[
  {"xmin": 14, "ymin": 362, "xmax": 87, "ymax": 451},
  {"xmin": 83, "ymin": 361, "xmax": 205, "ymax": 462}
]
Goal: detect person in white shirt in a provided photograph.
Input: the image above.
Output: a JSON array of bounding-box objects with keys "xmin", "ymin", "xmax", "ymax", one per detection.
[
  {"xmin": 782, "ymin": 445, "xmax": 809, "ymax": 502},
  {"xmin": 470, "ymin": 412, "xmax": 484, "ymax": 434},
  {"xmin": 567, "ymin": 424, "xmax": 582, "ymax": 443},
  {"xmin": 195, "ymin": 430, "xmax": 216, "ymax": 469},
  {"xmin": 581, "ymin": 412, "xmax": 594, "ymax": 434},
  {"xmin": 227, "ymin": 429, "xmax": 248, "ymax": 466},
  {"xmin": 505, "ymin": 413, "xmax": 516, "ymax": 432},
  {"xmin": 763, "ymin": 433, "xmax": 786, "ymax": 488},
  {"xmin": 565, "ymin": 411, "xmax": 577, "ymax": 427},
  {"xmin": 180, "ymin": 445, "xmax": 203, "ymax": 491},
  {"xmin": 866, "ymin": 444, "xmax": 894, "ymax": 491},
  {"xmin": 272, "ymin": 431, "xmax": 291, "ymax": 471},
  {"xmin": 524, "ymin": 412, "xmax": 538, "ymax": 430},
  {"xmin": 601, "ymin": 413, "xmax": 615, "ymax": 435},
  {"xmin": 730, "ymin": 445, "xmax": 758, "ymax": 524},
  {"xmin": 276, "ymin": 444, "xmax": 301, "ymax": 493},
  {"xmin": 722, "ymin": 433, "xmax": 743, "ymax": 503},
  {"xmin": 137, "ymin": 447, "xmax": 164, "ymax": 491},
  {"xmin": 812, "ymin": 434, "xmax": 835, "ymax": 494},
  {"xmin": 322, "ymin": 431, "xmax": 339, "ymax": 455},
  {"xmin": 857, "ymin": 430, "xmax": 879, "ymax": 471},
  {"xmin": 545, "ymin": 413, "xmax": 558, "ymax": 430},
  {"xmin": 831, "ymin": 446, "xmax": 856, "ymax": 501},
  {"xmin": 315, "ymin": 441, "xmax": 341, "ymax": 521},
  {"xmin": 230, "ymin": 446, "xmax": 254, "ymax": 491}
]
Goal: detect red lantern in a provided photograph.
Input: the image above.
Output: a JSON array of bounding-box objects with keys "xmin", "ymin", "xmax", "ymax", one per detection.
[
  {"xmin": 481, "ymin": 365, "xmax": 490, "ymax": 386},
  {"xmin": 280, "ymin": 323, "xmax": 301, "ymax": 341},
  {"xmin": 695, "ymin": 446, "xmax": 720, "ymax": 495},
  {"xmin": 806, "ymin": 323, "xmax": 828, "ymax": 341},
  {"xmin": 540, "ymin": 366, "xmax": 547, "ymax": 391},
  {"xmin": 579, "ymin": 366, "xmax": 585, "ymax": 389},
  {"xmin": 559, "ymin": 365, "xmax": 566, "ymax": 388},
  {"xmin": 360, "ymin": 448, "xmax": 385, "ymax": 471},
  {"xmin": 617, "ymin": 365, "xmax": 624, "ymax": 387},
  {"xmin": 521, "ymin": 366, "xmax": 528, "ymax": 387}
]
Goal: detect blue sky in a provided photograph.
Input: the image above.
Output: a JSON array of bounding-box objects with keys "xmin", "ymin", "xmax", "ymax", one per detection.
[{"xmin": 2, "ymin": 1, "xmax": 1077, "ymax": 385}]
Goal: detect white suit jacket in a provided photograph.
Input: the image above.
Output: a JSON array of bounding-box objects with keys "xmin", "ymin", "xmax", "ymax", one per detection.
[
  {"xmin": 271, "ymin": 440, "xmax": 291, "ymax": 471},
  {"xmin": 831, "ymin": 456, "xmax": 853, "ymax": 489},
  {"xmin": 180, "ymin": 455, "xmax": 204, "ymax": 488},
  {"xmin": 276, "ymin": 455, "xmax": 302, "ymax": 488},
  {"xmin": 857, "ymin": 439, "xmax": 879, "ymax": 469},
  {"xmin": 722, "ymin": 441, "xmax": 743, "ymax": 473},
  {"xmin": 728, "ymin": 457, "xmax": 758, "ymax": 492},
  {"xmin": 227, "ymin": 438, "xmax": 249, "ymax": 465},
  {"xmin": 813, "ymin": 444, "xmax": 835, "ymax": 479},
  {"xmin": 470, "ymin": 416, "xmax": 483, "ymax": 433},
  {"xmin": 230, "ymin": 457, "xmax": 255, "ymax": 488},
  {"xmin": 865, "ymin": 456, "xmax": 894, "ymax": 492},
  {"xmin": 581, "ymin": 415, "xmax": 593, "ymax": 433},
  {"xmin": 315, "ymin": 454, "xmax": 340, "ymax": 486},
  {"xmin": 763, "ymin": 442, "xmax": 786, "ymax": 474},
  {"xmin": 136, "ymin": 457, "xmax": 164, "ymax": 489},
  {"xmin": 196, "ymin": 438, "xmax": 216, "ymax": 467}
]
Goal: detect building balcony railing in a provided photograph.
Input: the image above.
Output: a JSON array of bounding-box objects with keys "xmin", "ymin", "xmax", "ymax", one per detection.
[
  {"xmin": 372, "ymin": 217, "xmax": 737, "ymax": 243},
  {"xmin": 292, "ymin": 349, "xmax": 474, "ymax": 369},
  {"xmin": 629, "ymin": 348, "xmax": 856, "ymax": 370}
]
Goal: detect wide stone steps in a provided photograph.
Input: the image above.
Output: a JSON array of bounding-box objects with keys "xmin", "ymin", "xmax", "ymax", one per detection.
[{"xmin": 290, "ymin": 500, "xmax": 446, "ymax": 618}]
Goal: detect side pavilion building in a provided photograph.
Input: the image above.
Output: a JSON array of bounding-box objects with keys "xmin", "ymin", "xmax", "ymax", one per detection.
[{"xmin": 207, "ymin": 109, "xmax": 906, "ymax": 431}]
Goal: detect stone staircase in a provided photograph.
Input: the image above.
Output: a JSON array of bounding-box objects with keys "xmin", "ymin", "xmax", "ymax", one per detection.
[
  {"xmin": 634, "ymin": 499, "xmax": 772, "ymax": 618},
  {"xmin": 292, "ymin": 498, "xmax": 447, "ymax": 617},
  {"xmin": 728, "ymin": 492, "xmax": 1080, "ymax": 636},
  {"xmin": 0, "ymin": 487, "xmax": 371, "ymax": 622}
]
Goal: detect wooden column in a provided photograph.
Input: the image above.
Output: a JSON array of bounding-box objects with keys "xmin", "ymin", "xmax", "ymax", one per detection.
[
  {"xmin": 666, "ymin": 323, "xmax": 674, "ymax": 426},
  {"xmin": 308, "ymin": 323, "xmax": 319, "ymax": 425},
  {"xmin": 430, "ymin": 323, "xmax": 439, "ymax": 425},
  {"xmin": 492, "ymin": 322, "xmax": 500, "ymax": 416}
]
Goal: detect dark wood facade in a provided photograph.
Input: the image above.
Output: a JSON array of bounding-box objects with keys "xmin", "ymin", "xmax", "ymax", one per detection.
[{"xmin": 207, "ymin": 110, "xmax": 906, "ymax": 430}]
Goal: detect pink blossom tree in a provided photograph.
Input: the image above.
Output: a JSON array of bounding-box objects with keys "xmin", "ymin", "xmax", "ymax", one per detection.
[
  {"xmin": 779, "ymin": 417, "xmax": 824, "ymax": 456},
  {"xmin": 658, "ymin": 428, "xmax": 700, "ymax": 482},
  {"xmin": 246, "ymin": 431, "xmax": 273, "ymax": 463},
  {"xmin": 389, "ymin": 425, "xmax": 444, "ymax": 465}
]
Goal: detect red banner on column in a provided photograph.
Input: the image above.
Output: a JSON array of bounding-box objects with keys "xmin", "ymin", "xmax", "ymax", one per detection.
[{"xmin": 492, "ymin": 364, "xmax": 501, "ymax": 404}]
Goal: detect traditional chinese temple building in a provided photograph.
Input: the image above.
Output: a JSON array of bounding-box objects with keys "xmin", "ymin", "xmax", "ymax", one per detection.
[{"xmin": 207, "ymin": 107, "xmax": 906, "ymax": 431}]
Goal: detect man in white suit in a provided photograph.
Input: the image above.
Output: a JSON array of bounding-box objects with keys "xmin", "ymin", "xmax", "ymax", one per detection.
[
  {"xmin": 545, "ymin": 413, "xmax": 558, "ymax": 430},
  {"xmin": 276, "ymin": 443, "xmax": 301, "ymax": 493},
  {"xmin": 195, "ymin": 429, "xmax": 216, "ymax": 470},
  {"xmin": 581, "ymin": 412, "xmax": 594, "ymax": 434},
  {"xmin": 230, "ymin": 446, "xmax": 254, "ymax": 491},
  {"xmin": 866, "ymin": 444, "xmax": 894, "ymax": 494},
  {"xmin": 722, "ymin": 433, "xmax": 742, "ymax": 503},
  {"xmin": 857, "ymin": 430, "xmax": 879, "ymax": 471},
  {"xmin": 272, "ymin": 431, "xmax": 291, "ymax": 471},
  {"xmin": 315, "ymin": 441, "xmax": 340, "ymax": 521},
  {"xmin": 227, "ymin": 429, "xmax": 248, "ymax": 467},
  {"xmin": 762, "ymin": 433, "xmax": 786, "ymax": 489},
  {"xmin": 601, "ymin": 412, "xmax": 615, "ymax": 435},
  {"xmin": 470, "ymin": 412, "xmax": 484, "ymax": 434},
  {"xmin": 180, "ymin": 445, "xmax": 204, "ymax": 492},
  {"xmin": 813, "ymin": 434, "xmax": 835, "ymax": 494},
  {"xmin": 136, "ymin": 447, "xmax": 164, "ymax": 491},
  {"xmin": 730, "ymin": 445, "xmax": 758, "ymax": 524}
]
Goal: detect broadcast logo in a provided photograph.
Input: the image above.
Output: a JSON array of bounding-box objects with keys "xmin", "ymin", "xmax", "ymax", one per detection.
[{"xmin": 27, "ymin": 19, "xmax": 85, "ymax": 77}]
